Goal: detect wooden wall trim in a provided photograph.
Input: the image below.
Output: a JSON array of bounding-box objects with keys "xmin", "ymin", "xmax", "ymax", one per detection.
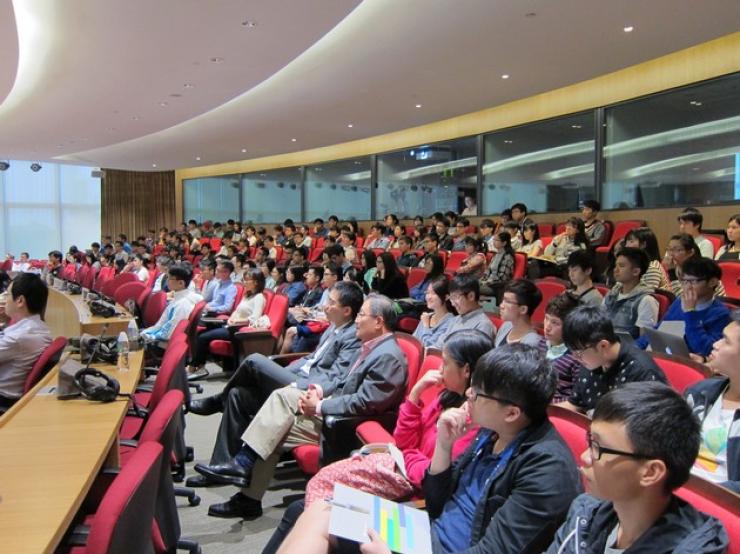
[{"xmin": 177, "ymin": 31, "xmax": 740, "ymax": 182}]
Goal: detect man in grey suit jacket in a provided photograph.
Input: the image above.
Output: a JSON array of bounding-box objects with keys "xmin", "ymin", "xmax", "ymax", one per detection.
[
  {"xmin": 186, "ymin": 282, "xmax": 364, "ymax": 487},
  {"xmin": 195, "ymin": 294, "xmax": 408, "ymax": 519}
]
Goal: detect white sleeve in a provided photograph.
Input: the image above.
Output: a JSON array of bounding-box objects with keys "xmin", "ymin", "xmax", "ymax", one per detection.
[{"xmin": 636, "ymin": 296, "xmax": 660, "ymax": 334}]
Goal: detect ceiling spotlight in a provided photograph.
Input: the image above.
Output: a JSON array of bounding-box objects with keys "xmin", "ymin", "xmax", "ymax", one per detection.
[
  {"xmin": 690, "ymin": 100, "xmax": 703, "ymax": 106},
  {"xmin": 183, "ymin": 83, "xmax": 195, "ymax": 88},
  {"xmin": 241, "ymin": 148, "xmax": 247, "ymax": 153},
  {"xmin": 504, "ymin": 140, "xmax": 513, "ymax": 144},
  {"xmin": 347, "ymin": 123, "xmax": 354, "ymax": 128},
  {"xmin": 159, "ymin": 101, "xmax": 168, "ymax": 107},
  {"xmin": 0, "ymin": 161, "xmax": 9, "ymax": 171},
  {"xmin": 291, "ymin": 138, "xmax": 297, "ymax": 142},
  {"xmin": 415, "ymin": 103, "xmax": 422, "ymax": 108},
  {"xmin": 30, "ymin": 163, "xmax": 42, "ymax": 172},
  {"xmin": 195, "ymin": 156, "xmax": 201, "ymax": 161},
  {"xmin": 623, "ymin": 25, "xmax": 634, "ymax": 33},
  {"xmin": 571, "ymin": 124, "xmax": 582, "ymax": 129},
  {"xmin": 501, "ymin": 74, "xmax": 510, "ymax": 79},
  {"xmin": 210, "ymin": 57, "xmax": 224, "ymax": 63},
  {"xmin": 152, "ymin": 164, "xmax": 157, "ymax": 168}
]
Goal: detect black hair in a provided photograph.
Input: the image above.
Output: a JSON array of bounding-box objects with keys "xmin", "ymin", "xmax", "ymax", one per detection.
[
  {"xmin": 48, "ymin": 250, "xmax": 63, "ymax": 261},
  {"xmin": 624, "ymin": 227, "xmax": 661, "ymax": 262},
  {"xmin": 593, "ymin": 382, "xmax": 700, "ymax": 493},
  {"xmin": 377, "ymin": 252, "xmax": 403, "ymax": 282},
  {"xmin": 328, "ymin": 215, "xmax": 339, "ymax": 223},
  {"xmin": 725, "ymin": 214, "xmax": 740, "ymax": 246},
  {"xmin": 563, "ymin": 305, "xmax": 618, "ymax": 351},
  {"xmin": 362, "ymin": 249, "xmax": 377, "ymax": 270},
  {"xmin": 200, "ymin": 258, "xmax": 217, "ymax": 272},
  {"xmin": 324, "ymin": 244, "xmax": 345, "ymax": 259},
  {"xmin": 497, "ymin": 231, "xmax": 515, "ymax": 257},
  {"xmin": 545, "ymin": 291, "xmax": 581, "ymax": 320},
  {"xmin": 480, "ymin": 218, "xmax": 495, "ymax": 230},
  {"xmin": 681, "ymin": 256, "xmax": 722, "ymax": 283},
  {"xmin": 449, "ymin": 273, "xmax": 480, "ymax": 301},
  {"xmin": 564, "ymin": 217, "xmax": 590, "ymax": 248},
  {"xmin": 340, "ymin": 230, "xmax": 356, "ymax": 244},
  {"xmin": 440, "ymin": 329, "xmax": 495, "ymax": 409},
  {"xmin": 307, "ymin": 265, "xmax": 325, "ymax": 281},
  {"xmin": 500, "ymin": 208, "xmax": 512, "ymax": 219},
  {"xmin": 398, "ymin": 235, "xmax": 413, "ymax": 247},
  {"xmin": 566, "ymin": 249, "xmax": 594, "ymax": 272},
  {"xmin": 343, "ymin": 267, "xmax": 364, "ymax": 289},
  {"xmin": 324, "ymin": 262, "xmax": 343, "ymax": 280},
  {"xmin": 91, "ymin": 242, "xmax": 100, "ymax": 249},
  {"xmin": 245, "ymin": 268, "xmax": 266, "ymax": 293},
  {"xmin": 677, "ymin": 207, "xmax": 703, "ymax": 230},
  {"xmin": 330, "ymin": 281, "xmax": 363, "ymax": 318},
  {"xmin": 287, "ymin": 265, "xmax": 307, "ymax": 282},
  {"xmin": 510, "ymin": 203, "xmax": 528, "ymax": 214},
  {"xmin": 504, "ymin": 279, "xmax": 543, "ymax": 317},
  {"xmin": 427, "ymin": 275, "xmax": 454, "ymax": 313},
  {"xmin": 521, "ymin": 220, "xmax": 540, "ymax": 244},
  {"xmin": 582, "ymin": 200, "xmax": 601, "ymax": 212},
  {"xmin": 313, "ymin": 218, "xmax": 324, "ymax": 224},
  {"xmin": 614, "ymin": 246, "xmax": 650, "ymax": 277},
  {"xmin": 463, "ymin": 236, "xmax": 482, "ymax": 252},
  {"xmin": 219, "ymin": 260, "xmax": 235, "ymax": 274},
  {"xmin": 426, "ymin": 253, "xmax": 445, "ymax": 280},
  {"xmin": 436, "ymin": 218, "xmax": 450, "ymax": 228},
  {"xmin": 385, "ymin": 214, "xmax": 399, "ymax": 225},
  {"xmin": 168, "ymin": 263, "xmax": 193, "ymax": 286},
  {"xmin": 11, "ymin": 272, "xmax": 48, "ymax": 315},
  {"xmin": 457, "ymin": 218, "xmax": 470, "ymax": 228},
  {"xmin": 293, "ymin": 246, "xmax": 308, "ymax": 259},
  {"xmin": 424, "ymin": 233, "xmax": 439, "ymax": 244},
  {"xmin": 472, "ymin": 343, "xmax": 555, "ymax": 423},
  {"xmin": 669, "ymin": 233, "xmax": 700, "ymax": 260}
]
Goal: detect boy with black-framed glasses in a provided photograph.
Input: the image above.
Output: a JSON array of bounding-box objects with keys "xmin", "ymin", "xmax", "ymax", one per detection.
[{"xmin": 546, "ymin": 382, "xmax": 728, "ymax": 553}]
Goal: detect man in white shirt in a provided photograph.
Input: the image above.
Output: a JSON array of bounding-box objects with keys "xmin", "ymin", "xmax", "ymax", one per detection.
[
  {"xmin": 678, "ymin": 208, "xmax": 714, "ymax": 258},
  {"xmin": 9, "ymin": 252, "xmax": 31, "ymax": 273},
  {"xmin": 0, "ymin": 273, "xmax": 52, "ymax": 411}
]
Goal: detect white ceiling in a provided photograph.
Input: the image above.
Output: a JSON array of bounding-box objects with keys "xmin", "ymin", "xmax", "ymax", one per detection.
[{"xmin": 0, "ymin": 0, "xmax": 738, "ymax": 171}]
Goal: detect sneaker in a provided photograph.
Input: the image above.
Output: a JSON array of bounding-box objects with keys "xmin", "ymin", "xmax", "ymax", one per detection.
[{"xmin": 208, "ymin": 492, "xmax": 262, "ymax": 519}]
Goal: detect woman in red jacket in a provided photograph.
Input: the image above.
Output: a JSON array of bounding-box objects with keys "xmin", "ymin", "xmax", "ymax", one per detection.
[{"xmin": 303, "ymin": 329, "xmax": 494, "ymax": 505}]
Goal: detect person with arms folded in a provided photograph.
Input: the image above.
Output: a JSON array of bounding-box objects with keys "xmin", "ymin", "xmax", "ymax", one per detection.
[
  {"xmin": 546, "ymin": 383, "xmax": 728, "ymax": 554},
  {"xmin": 685, "ymin": 309, "xmax": 740, "ymax": 493}
]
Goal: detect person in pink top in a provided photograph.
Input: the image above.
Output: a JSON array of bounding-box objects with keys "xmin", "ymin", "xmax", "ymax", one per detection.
[{"xmin": 302, "ymin": 329, "xmax": 494, "ymax": 506}]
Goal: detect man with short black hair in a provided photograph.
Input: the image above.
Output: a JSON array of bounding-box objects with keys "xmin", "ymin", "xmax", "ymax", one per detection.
[
  {"xmin": 324, "ymin": 244, "xmax": 351, "ymax": 272},
  {"xmin": 603, "ymin": 247, "xmax": 659, "ymax": 339},
  {"xmin": 396, "ymin": 235, "xmax": 418, "ymax": 268},
  {"xmin": 479, "ymin": 218, "xmax": 496, "ymax": 252},
  {"xmin": 435, "ymin": 218, "xmax": 454, "ymax": 250},
  {"xmin": 679, "ymin": 207, "xmax": 714, "ymax": 258},
  {"xmin": 559, "ymin": 305, "xmax": 666, "ymax": 414},
  {"xmin": 547, "ymin": 383, "xmax": 728, "ymax": 553},
  {"xmin": 205, "ymin": 261, "xmax": 237, "ymax": 315},
  {"xmin": 438, "ymin": 274, "xmax": 496, "ymax": 346},
  {"xmin": 581, "ymin": 199, "xmax": 606, "ymax": 247},
  {"xmin": 0, "ymin": 273, "xmax": 52, "ymax": 410},
  {"xmin": 495, "ymin": 279, "xmax": 544, "ymax": 349},
  {"xmin": 417, "ymin": 233, "xmax": 440, "ymax": 268},
  {"xmin": 313, "ymin": 218, "xmax": 327, "ymax": 238},
  {"xmin": 510, "ymin": 202, "xmax": 534, "ymax": 232},
  {"xmin": 567, "ymin": 250, "xmax": 603, "ymax": 307},
  {"xmin": 195, "ymin": 293, "xmax": 407, "ymax": 519},
  {"xmin": 197, "ymin": 259, "xmax": 218, "ymax": 302}
]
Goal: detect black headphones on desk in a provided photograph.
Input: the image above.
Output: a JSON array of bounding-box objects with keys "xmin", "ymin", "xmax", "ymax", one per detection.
[{"xmin": 73, "ymin": 367, "xmax": 121, "ymax": 402}]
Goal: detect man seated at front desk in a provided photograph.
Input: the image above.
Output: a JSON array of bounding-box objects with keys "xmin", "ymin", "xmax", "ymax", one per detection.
[{"xmin": 0, "ymin": 273, "xmax": 52, "ymax": 412}]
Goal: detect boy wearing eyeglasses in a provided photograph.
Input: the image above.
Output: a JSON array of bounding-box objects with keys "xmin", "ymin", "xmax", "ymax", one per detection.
[
  {"xmin": 546, "ymin": 383, "xmax": 728, "ymax": 553},
  {"xmin": 557, "ymin": 305, "xmax": 666, "ymax": 415}
]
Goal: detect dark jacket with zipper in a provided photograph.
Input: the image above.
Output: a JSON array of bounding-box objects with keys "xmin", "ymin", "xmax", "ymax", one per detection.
[{"xmin": 422, "ymin": 420, "xmax": 582, "ymax": 554}]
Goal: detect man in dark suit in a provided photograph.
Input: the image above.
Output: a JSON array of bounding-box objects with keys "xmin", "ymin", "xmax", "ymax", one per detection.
[
  {"xmin": 195, "ymin": 293, "xmax": 408, "ymax": 519},
  {"xmin": 186, "ymin": 281, "xmax": 364, "ymax": 485}
]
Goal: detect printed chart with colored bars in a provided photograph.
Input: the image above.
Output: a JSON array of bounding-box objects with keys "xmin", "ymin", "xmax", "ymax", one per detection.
[{"xmin": 328, "ymin": 484, "xmax": 432, "ymax": 553}]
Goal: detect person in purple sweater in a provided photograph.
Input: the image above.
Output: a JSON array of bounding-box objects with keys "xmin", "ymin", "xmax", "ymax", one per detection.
[
  {"xmin": 637, "ymin": 257, "xmax": 730, "ymax": 361},
  {"xmin": 543, "ymin": 292, "xmax": 584, "ymax": 403}
]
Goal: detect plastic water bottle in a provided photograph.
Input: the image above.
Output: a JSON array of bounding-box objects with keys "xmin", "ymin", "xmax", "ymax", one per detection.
[
  {"xmin": 127, "ymin": 319, "xmax": 139, "ymax": 346},
  {"xmin": 117, "ymin": 331, "xmax": 130, "ymax": 371}
]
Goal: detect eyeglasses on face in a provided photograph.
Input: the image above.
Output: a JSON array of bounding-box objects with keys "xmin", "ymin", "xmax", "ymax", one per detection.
[
  {"xmin": 586, "ymin": 432, "xmax": 650, "ymax": 461},
  {"xmin": 679, "ymin": 277, "xmax": 706, "ymax": 285},
  {"xmin": 468, "ymin": 388, "xmax": 518, "ymax": 406}
]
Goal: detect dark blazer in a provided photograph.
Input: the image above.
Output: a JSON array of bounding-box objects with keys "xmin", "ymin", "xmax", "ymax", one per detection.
[
  {"xmin": 300, "ymin": 286, "xmax": 324, "ymax": 309},
  {"xmin": 372, "ymin": 273, "xmax": 409, "ymax": 299},
  {"xmin": 288, "ymin": 323, "xmax": 361, "ymax": 392},
  {"xmin": 320, "ymin": 334, "xmax": 407, "ymax": 416},
  {"xmin": 424, "ymin": 421, "xmax": 582, "ymax": 554}
]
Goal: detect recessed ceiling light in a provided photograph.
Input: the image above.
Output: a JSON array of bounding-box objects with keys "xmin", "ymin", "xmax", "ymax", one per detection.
[
  {"xmin": 152, "ymin": 164, "xmax": 157, "ymax": 168},
  {"xmin": 415, "ymin": 103, "xmax": 422, "ymax": 108},
  {"xmin": 183, "ymin": 83, "xmax": 195, "ymax": 89},
  {"xmin": 241, "ymin": 148, "xmax": 247, "ymax": 153},
  {"xmin": 242, "ymin": 20, "xmax": 257, "ymax": 27},
  {"xmin": 504, "ymin": 140, "xmax": 513, "ymax": 144},
  {"xmin": 195, "ymin": 157, "xmax": 201, "ymax": 161},
  {"xmin": 690, "ymin": 100, "xmax": 703, "ymax": 106},
  {"xmin": 291, "ymin": 138, "xmax": 297, "ymax": 142},
  {"xmin": 571, "ymin": 124, "xmax": 582, "ymax": 129},
  {"xmin": 623, "ymin": 25, "xmax": 634, "ymax": 33},
  {"xmin": 169, "ymin": 93, "xmax": 182, "ymax": 98},
  {"xmin": 159, "ymin": 101, "xmax": 168, "ymax": 107},
  {"xmin": 354, "ymin": 161, "xmax": 362, "ymax": 165},
  {"xmin": 210, "ymin": 57, "xmax": 224, "ymax": 63},
  {"xmin": 501, "ymin": 74, "xmax": 510, "ymax": 79},
  {"xmin": 347, "ymin": 123, "xmax": 354, "ymax": 128}
]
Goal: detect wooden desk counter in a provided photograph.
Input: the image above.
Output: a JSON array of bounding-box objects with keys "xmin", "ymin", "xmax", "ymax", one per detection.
[
  {"xmin": 45, "ymin": 287, "xmax": 133, "ymax": 338},
  {"xmin": 0, "ymin": 351, "xmax": 143, "ymax": 554}
]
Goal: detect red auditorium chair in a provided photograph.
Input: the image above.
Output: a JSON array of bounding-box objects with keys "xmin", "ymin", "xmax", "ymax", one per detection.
[
  {"xmin": 651, "ymin": 291, "xmax": 673, "ymax": 321},
  {"xmin": 113, "ymin": 281, "xmax": 147, "ymax": 308},
  {"xmin": 675, "ymin": 477, "xmax": 740, "ymax": 554},
  {"xmin": 445, "ymin": 251, "xmax": 467, "ymax": 273},
  {"xmin": 308, "ymin": 247, "xmax": 324, "ymax": 263},
  {"xmin": 537, "ymin": 223, "xmax": 554, "ymax": 237},
  {"xmin": 718, "ymin": 262, "xmax": 740, "ymax": 299},
  {"xmin": 22, "ymin": 336, "xmax": 68, "ymax": 394},
  {"xmin": 650, "ymin": 352, "xmax": 711, "ymax": 394},
  {"xmin": 292, "ymin": 333, "xmax": 424, "ymax": 474},
  {"xmin": 547, "ymin": 405, "xmax": 590, "ymax": 469},
  {"xmin": 595, "ymin": 220, "xmax": 645, "ymax": 254},
  {"xmin": 406, "ymin": 267, "xmax": 427, "ymax": 290},
  {"xmin": 141, "ymin": 291, "xmax": 168, "ymax": 328},
  {"xmin": 100, "ymin": 272, "xmax": 138, "ymax": 299},
  {"xmin": 222, "ymin": 293, "xmax": 290, "ymax": 364},
  {"xmin": 486, "ymin": 312, "xmax": 503, "ymax": 332},
  {"xmin": 513, "ymin": 252, "xmax": 527, "ymax": 279},
  {"xmin": 93, "ymin": 266, "xmax": 116, "ymax": 292},
  {"xmin": 81, "ymin": 265, "xmax": 98, "ymax": 290},
  {"xmin": 389, "ymin": 248, "xmax": 401, "ymax": 260},
  {"xmin": 532, "ymin": 279, "xmax": 567, "ymax": 326},
  {"xmin": 704, "ymin": 234, "xmax": 724, "ymax": 256},
  {"xmin": 64, "ymin": 441, "xmax": 163, "ymax": 554}
]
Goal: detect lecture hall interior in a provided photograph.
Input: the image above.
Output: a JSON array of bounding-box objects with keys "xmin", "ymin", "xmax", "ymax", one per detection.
[{"xmin": 0, "ymin": 1, "xmax": 739, "ymax": 553}]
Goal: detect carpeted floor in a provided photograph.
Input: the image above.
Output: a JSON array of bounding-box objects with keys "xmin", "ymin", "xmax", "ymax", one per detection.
[{"xmin": 175, "ymin": 365, "xmax": 305, "ymax": 554}]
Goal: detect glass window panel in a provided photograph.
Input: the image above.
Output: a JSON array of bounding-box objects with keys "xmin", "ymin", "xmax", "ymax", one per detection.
[
  {"xmin": 482, "ymin": 113, "xmax": 595, "ymax": 215},
  {"xmin": 3, "ymin": 162, "xmax": 57, "ymax": 203},
  {"xmin": 377, "ymin": 138, "xmax": 478, "ymax": 219},
  {"xmin": 603, "ymin": 73, "xmax": 740, "ymax": 209},
  {"xmin": 60, "ymin": 165, "xmax": 101, "ymax": 205},
  {"xmin": 5, "ymin": 207, "xmax": 59, "ymax": 258},
  {"xmin": 183, "ymin": 176, "xmax": 240, "ymax": 223},
  {"xmin": 305, "ymin": 158, "xmax": 371, "ymax": 221},
  {"xmin": 241, "ymin": 168, "xmax": 301, "ymax": 224}
]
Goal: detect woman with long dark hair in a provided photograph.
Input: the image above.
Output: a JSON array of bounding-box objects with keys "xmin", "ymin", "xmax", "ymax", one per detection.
[
  {"xmin": 716, "ymin": 214, "xmax": 740, "ymax": 261},
  {"xmin": 413, "ymin": 276, "xmax": 455, "ymax": 347},
  {"xmin": 409, "ymin": 253, "xmax": 444, "ymax": 301},
  {"xmin": 624, "ymin": 227, "xmax": 670, "ymax": 291},
  {"xmin": 371, "ymin": 252, "xmax": 409, "ymax": 299},
  {"xmin": 666, "ymin": 233, "xmax": 726, "ymax": 298}
]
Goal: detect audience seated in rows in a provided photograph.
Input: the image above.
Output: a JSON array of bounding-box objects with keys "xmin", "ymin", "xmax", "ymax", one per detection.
[
  {"xmin": 494, "ymin": 279, "xmax": 544, "ymax": 350},
  {"xmin": 567, "ymin": 250, "xmax": 603, "ymax": 306}
]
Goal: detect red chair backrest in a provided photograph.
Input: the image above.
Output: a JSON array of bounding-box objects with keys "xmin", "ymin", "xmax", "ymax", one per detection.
[
  {"xmin": 136, "ymin": 286, "xmax": 154, "ymax": 311},
  {"xmin": 93, "ymin": 266, "xmax": 116, "ymax": 292},
  {"xmin": 486, "ymin": 312, "xmax": 503, "ymax": 331},
  {"xmin": 704, "ymin": 234, "xmax": 724, "ymax": 256},
  {"xmin": 82, "ymin": 265, "xmax": 98, "ymax": 290},
  {"xmin": 651, "ymin": 292, "xmax": 672, "ymax": 320},
  {"xmin": 114, "ymin": 281, "xmax": 147, "ymax": 307},
  {"xmin": 209, "ymin": 238, "xmax": 222, "ymax": 250},
  {"xmin": 513, "ymin": 252, "xmax": 527, "ymax": 279},
  {"xmin": 599, "ymin": 220, "xmax": 646, "ymax": 252},
  {"xmin": 75, "ymin": 265, "xmax": 89, "ymax": 285},
  {"xmin": 139, "ymin": 389, "xmax": 184, "ymax": 445},
  {"xmin": 309, "ymin": 247, "xmax": 324, "ymax": 263},
  {"xmin": 537, "ymin": 223, "xmax": 554, "ymax": 237},
  {"xmin": 718, "ymin": 262, "xmax": 740, "ymax": 299},
  {"xmin": 406, "ymin": 267, "xmax": 427, "ymax": 289},
  {"xmin": 396, "ymin": 316, "xmax": 420, "ymax": 334},
  {"xmin": 148, "ymin": 341, "xmax": 189, "ymax": 410},
  {"xmin": 547, "ymin": 405, "xmax": 590, "ymax": 467},
  {"xmin": 675, "ymin": 477, "xmax": 740, "ymax": 554},
  {"xmin": 23, "ymin": 337, "xmax": 67, "ymax": 393},
  {"xmin": 436, "ymin": 250, "xmax": 448, "ymax": 266},
  {"xmin": 418, "ymin": 350, "xmax": 444, "ymax": 407},
  {"xmin": 266, "ymin": 294, "xmax": 290, "ymax": 339},
  {"xmin": 101, "ymin": 272, "xmax": 138, "ymax": 299},
  {"xmin": 389, "ymin": 248, "xmax": 401, "ymax": 260},
  {"xmin": 145, "ymin": 269, "xmax": 160, "ymax": 288},
  {"xmin": 229, "ymin": 283, "xmax": 245, "ymax": 314},
  {"xmin": 595, "ymin": 284, "xmax": 611, "ymax": 297},
  {"xmin": 85, "ymin": 441, "xmax": 162, "ymax": 554},
  {"xmin": 394, "ymin": 333, "xmax": 424, "ymax": 395},
  {"xmin": 651, "ymin": 352, "xmax": 710, "ymax": 394},
  {"xmin": 533, "ymin": 280, "xmax": 568, "ymax": 325},
  {"xmin": 142, "ymin": 291, "xmax": 168, "ymax": 328},
  {"xmin": 445, "ymin": 251, "xmax": 468, "ymax": 273},
  {"xmin": 263, "ymin": 289, "xmax": 275, "ymax": 311},
  {"xmin": 355, "ymin": 236, "xmax": 365, "ymax": 249},
  {"xmin": 601, "ymin": 220, "xmax": 615, "ymax": 246}
]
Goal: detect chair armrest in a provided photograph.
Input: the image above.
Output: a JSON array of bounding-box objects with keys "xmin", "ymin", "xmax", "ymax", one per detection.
[
  {"xmin": 119, "ymin": 439, "xmax": 138, "ymax": 448},
  {"xmin": 232, "ymin": 329, "xmax": 277, "ymax": 362},
  {"xmin": 356, "ymin": 420, "xmax": 395, "ymax": 445},
  {"xmin": 62, "ymin": 523, "xmax": 92, "ymax": 547},
  {"xmin": 269, "ymin": 352, "xmax": 311, "ymax": 367},
  {"xmin": 321, "ymin": 412, "xmax": 398, "ymax": 466},
  {"xmin": 126, "ymin": 405, "xmax": 148, "ymax": 418},
  {"xmin": 135, "ymin": 383, "xmax": 154, "ymax": 393}
]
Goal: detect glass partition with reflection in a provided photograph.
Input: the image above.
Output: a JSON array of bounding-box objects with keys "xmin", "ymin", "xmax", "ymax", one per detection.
[
  {"xmin": 482, "ymin": 112, "xmax": 596, "ymax": 216},
  {"xmin": 376, "ymin": 138, "xmax": 478, "ymax": 218},
  {"xmin": 241, "ymin": 168, "xmax": 301, "ymax": 223},
  {"xmin": 305, "ymin": 157, "xmax": 371, "ymax": 221},
  {"xmin": 183, "ymin": 176, "xmax": 240, "ymax": 223},
  {"xmin": 603, "ymin": 73, "xmax": 740, "ymax": 209}
]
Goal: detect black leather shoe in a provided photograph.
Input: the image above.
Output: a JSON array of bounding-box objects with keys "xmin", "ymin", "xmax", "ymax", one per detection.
[
  {"xmin": 194, "ymin": 460, "xmax": 250, "ymax": 488},
  {"xmin": 185, "ymin": 474, "xmax": 219, "ymax": 487},
  {"xmin": 208, "ymin": 492, "xmax": 262, "ymax": 519},
  {"xmin": 189, "ymin": 394, "xmax": 223, "ymax": 416}
]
